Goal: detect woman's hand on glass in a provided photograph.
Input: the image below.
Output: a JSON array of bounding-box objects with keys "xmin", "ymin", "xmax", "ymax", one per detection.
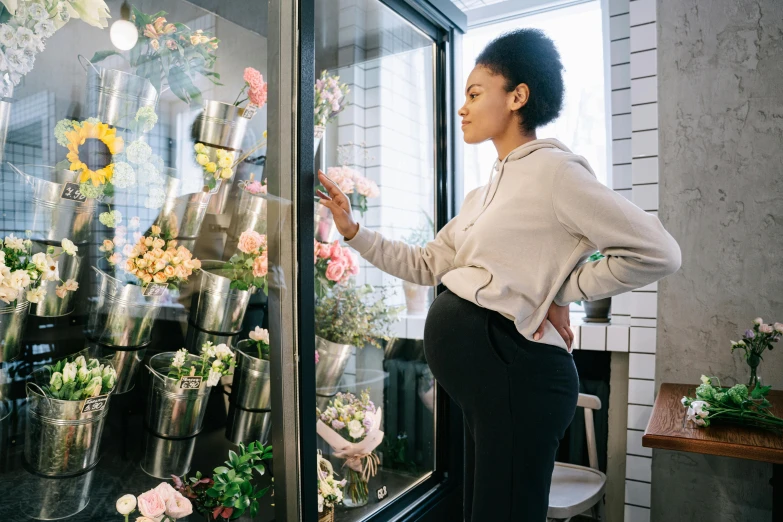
[
  {"xmin": 317, "ymin": 170, "xmax": 360, "ymax": 240},
  {"xmin": 534, "ymin": 301, "xmax": 574, "ymax": 349}
]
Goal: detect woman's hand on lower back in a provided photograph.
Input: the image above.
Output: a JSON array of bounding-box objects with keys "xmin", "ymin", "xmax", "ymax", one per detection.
[
  {"xmin": 317, "ymin": 170, "xmax": 360, "ymax": 240},
  {"xmin": 534, "ymin": 301, "xmax": 574, "ymax": 349}
]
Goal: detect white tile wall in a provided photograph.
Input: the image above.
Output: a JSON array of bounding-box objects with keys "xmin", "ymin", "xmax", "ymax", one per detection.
[
  {"xmin": 631, "ymin": 77, "xmax": 657, "ymax": 104},
  {"xmin": 628, "ymin": 378, "xmax": 655, "ymax": 405},
  {"xmin": 627, "ymin": 404, "xmax": 653, "ymax": 430},
  {"xmin": 625, "ymin": 504, "xmax": 651, "ymax": 522},
  {"xmin": 629, "ymin": 0, "xmax": 656, "ymax": 26},
  {"xmin": 629, "ymin": 353, "xmax": 655, "ymax": 380},
  {"xmin": 632, "ymin": 129, "xmax": 658, "ymax": 158},
  {"xmin": 613, "ymin": 114, "xmax": 633, "ymax": 139},
  {"xmin": 632, "ymin": 183, "xmax": 658, "ymax": 211},
  {"xmin": 630, "ymin": 326, "xmax": 657, "ymax": 353},
  {"xmin": 626, "ymin": 429, "xmax": 653, "ymax": 457},
  {"xmin": 631, "ymin": 318, "xmax": 658, "ymax": 328},
  {"xmin": 610, "ymin": 14, "xmax": 631, "ymax": 40},
  {"xmin": 609, "ymin": 0, "xmax": 630, "ymax": 16},
  {"xmin": 626, "ymin": 455, "xmax": 652, "ymax": 482},
  {"xmin": 630, "ymin": 49, "xmax": 657, "ymax": 79},
  {"xmin": 632, "ymin": 156, "xmax": 659, "ymax": 184},
  {"xmin": 612, "ymin": 88, "xmax": 632, "ymax": 115},
  {"xmin": 630, "ymin": 23, "xmax": 657, "ymax": 52},
  {"xmin": 611, "ymin": 38, "xmax": 631, "ymax": 65},
  {"xmin": 581, "ymin": 324, "xmax": 607, "ymax": 351},
  {"xmin": 613, "ymin": 163, "xmax": 633, "ymax": 190},
  {"xmin": 608, "ymin": 325, "xmax": 631, "ymax": 351},
  {"xmin": 632, "ymin": 103, "xmax": 658, "ymax": 131},
  {"xmin": 625, "ymin": 480, "xmax": 652, "ymax": 507},
  {"xmin": 613, "ymin": 138, "xmax": 633, "ymax": 164},
  {"xmin": 613, "ymin": 291, "xmax": 633, "ymax": 316},
  {"xmin": 612, "ymin": 63, "xmax": 632, "ymax": 90},
  {"xmin": 632, "ymin": 292, "xmax": 658, "ymax": 318}
]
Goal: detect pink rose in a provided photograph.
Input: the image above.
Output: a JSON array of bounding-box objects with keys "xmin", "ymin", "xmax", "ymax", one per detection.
[
  {"xmin": 317, "ymin": 241, "xmax": 331, "ymax": 259},
  {"xmin": 154, "ymin": 482, "xmax": 176, "ymax": 505},
  {"xmin": 238, "ymin": 230, "xmax": 264, "ymax": 254},
  {"xmin": 165, "ymin": 491, "xmax": 193, "ymax": 519},
  {"xmin": 329, "ymin": 241, "xmax": 344, "ymax": 261},
  {"xmin": 345, "ymin": 251, "xmax": 359, "ymax": 276},
  {"xmin": 244, "ymin": 180, "xmax": 266, "ymax": 194},
  {"xmin": 315, "ymin": 350, "xmax": 320, "ymax": 364},
  {"xmin": 325, "ymin": 260, "xmax": 346, "ymax": 282},
  {"xmin": 137, "ymin": 490, "xmax": 166, "ymax": 519},
  {"xmin": 252, "ymin": 252, "xmax": 268, "ymax": 278}
]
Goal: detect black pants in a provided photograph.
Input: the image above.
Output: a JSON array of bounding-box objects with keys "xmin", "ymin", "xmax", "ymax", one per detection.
[{"xmin": 423, "ymin": 290, "xmax": 579, "ymax": 522}]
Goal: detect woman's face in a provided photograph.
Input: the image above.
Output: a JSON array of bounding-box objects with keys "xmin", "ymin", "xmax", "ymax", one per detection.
[{"xmin": 458, "ymin": 65, "xmax": 526, "ymax": 144}]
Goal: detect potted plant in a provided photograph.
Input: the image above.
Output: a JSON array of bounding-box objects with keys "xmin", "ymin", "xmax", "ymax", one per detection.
[
  {"xmin": 172, "ymin": 441, "xmax": 273, "ymax": 520},
  {"xmin": 401, "ymin": 213, "xmax": 434, "ymax": 315},
  {"xmin": 317, "ymin": 450, "xmax": 346, "ymax": 521},
  {"xmin": 730, "ymin": 318, "xmax": 782, "ymax": 388},
  {"xmin": 575, "ymin": 252, "xmax": 612, "ymax": 323}
]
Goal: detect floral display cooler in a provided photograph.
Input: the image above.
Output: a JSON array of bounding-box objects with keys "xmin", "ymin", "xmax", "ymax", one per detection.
[{"xmin": 0, "ymin": 0, "xmax": 466, "ymax": 520}]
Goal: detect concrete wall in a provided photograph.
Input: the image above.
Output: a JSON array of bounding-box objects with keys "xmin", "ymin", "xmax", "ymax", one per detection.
[{"xmin": 653, "ymin": 0, "xmax": 783, "ymax": 520}]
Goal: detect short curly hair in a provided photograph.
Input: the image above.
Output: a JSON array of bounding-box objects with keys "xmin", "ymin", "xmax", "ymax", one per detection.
[{"xmin": 476, "ymin": 28, "xmax": 565, "ymax": 133}]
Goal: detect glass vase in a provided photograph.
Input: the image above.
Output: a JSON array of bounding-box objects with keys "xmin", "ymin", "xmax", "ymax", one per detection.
[
  {"xmin": 747, "ymin": 354, "xmax": 762, "ymax": 389},
  {"xmin": 342, "ymin": 467, "xmax": 370, "ymax": 508}
]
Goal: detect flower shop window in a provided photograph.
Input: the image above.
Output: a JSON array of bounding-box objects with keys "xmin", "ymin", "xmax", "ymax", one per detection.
[
  {"xmin": 0, "ymin": 0, "xmax": 299, "ymax": 520},
  {"xmin": 312, "ymin": 0, "xmax": 440, "ymax": 518}
]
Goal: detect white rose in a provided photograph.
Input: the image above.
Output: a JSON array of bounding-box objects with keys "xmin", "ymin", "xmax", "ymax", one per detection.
[
  {"xmin": 759, "ymin": 324, "xmax": 774, "ymax": 334},
  {"xmin": 753, "ymin": 317, "xmax": 763, "ymax": 325},
  {"xmin": 775, "ymin": 323, "xmax": 783, "ymax": 334},
  {"xmin": 61, "ymin": 238, "xmax": 78, "ymax": 256},
  {"xmin": 115, "ymin": 494, "xmax": 137, "ymax": 515},
  {"xmin": 347, "ymin": 419, "xmax": 365, "ymax": 440}
]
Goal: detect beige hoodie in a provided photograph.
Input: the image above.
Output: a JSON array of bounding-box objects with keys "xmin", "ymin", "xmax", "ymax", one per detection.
[{"xmin": 346, "ymin": 139, "xmax": 682, "ymax": 351}]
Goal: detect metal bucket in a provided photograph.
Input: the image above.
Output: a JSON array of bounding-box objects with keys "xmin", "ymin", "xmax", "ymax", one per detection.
[
  {"xmin": 153, "ymin": 170, "xmax": 213, "ymax": 238},
  {"xmin": 146, "ymin": 352, "xmax": 212, "ymax": 438},
  {"xmin": 0, "ymin": 88, "xmax": 11, "ymax": 163},
  {"xmin": 188, "ymin": 261, "xmax": 254, "ymax": 336},
  {"xmin": 314, "ymin": 201, "xmax": 339, "ymax": 243},
  {"xmin": 21, "ymin": 466, "xmax": 95, "ymax": 520},
  {"xmin": 86, "ymin": 267, "xmax": 166, "ymax": 348},
  {"xmin": 9, "ymin": 164, "xmax": 96, "ymax": 243},
  {"xmin": 226, "ymin": 406, "xmax": 272, "ymax": 446},
  {"xmin": 192, "ymin": 100, "xmax": 250, "ymax": 151},
  {"xmin": 0, "ymin": 298, "xmax": 29, "ymax": 363},
  {"xmin": 24, "ymin": 381, "xmax": 112, "ymax": 476},
  {"xmin": 223, "ymin": 189, "xmax": 269, "ymax": 259},
  {"xmin": 82, "ymin": 56, "xmax": 158, "ymax": 128},
  {"xmin": 315, "ymin": 336, "xmax": 354, "ymax": 398},
  {"xmin": 97, "ymin": 346, "xmax": 146, "ymax": 395},
  {"xmin": 185, "ymin": 326, "xmax": 239, "ymax": 355},
  {"xmin": 30, "ymin": 241, "xmax": 83, "ymax": 318},
  {"xmin": 0, "ymin": 399, "xmax": 11, "ymax": 461},
  {"xmin": 231, "ymin": 340, "xmax": 271, "ymax": 410},
  {"xmin": 140, "ymin": 431, "xmax": 196, "ymax": 479}
]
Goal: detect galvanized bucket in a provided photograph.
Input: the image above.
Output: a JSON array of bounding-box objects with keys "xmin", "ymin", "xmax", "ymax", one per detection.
[
  {"xmin": 185, "ymin": 326, "xmax": 239, "ymax": 356},
  {"xmin": 153, "ymin": 173, "xmax": 213, "ymax": 239},
  {"xmin": 314, "ymin": 201, "xmax": 339, "ymax": 243},
  {"xmin": 9, "ymin": 164, "xmax": 96, "ymax": 243},
  {"xmin": 0, "ymin": 297, "xmax": 29, "ymax": 363},
  {"xmin": 192, "ymin": 100, "xmax": 250, "ymax": 151},
  {"xmin": 24, "ymin": 379, "xmax": 113, "ymax": 476},
  {"xmin": 145, "ymin": 352, "xmax": 212, "ymax": 438},
  {"xmin": 140, "ymin": 431, "xmax": 196, "ymax": 479},
  {"xmin": 0, "ymin": 86, "xmax": 11, "ymax": 163},
  {"xmin": 226, "ymin": 406, "xmax": 272, "ymax": 446},
  {"xmin": 188, "ymin": 261, "xmax": 254, "ymax": 336},
  {"xmin": 223, "ymin": 189, "xmax": 269, "ymax": 260},
  {"xmin": 30, "ymin": 241, "xmax": 83, "ymax": 318},
  {"xmin": 231, "ymin": 340, "xmax": 271, "ymax": 410},
  {"xmin": 20, "ymin": 466, "xmax": 95, "ymax": 520},
  {"xmin": 86, "ymin": 266, "xmax": 166, "ymax": 348},
  {"xmin": 98, "ymin": 346, "xmax": 146, "ymax": 395},
  {"xmin": 0, "ymin": 399, "xmax": 11, "ymax": 462},
  {"xmin": 315, "ymin": 336, "xmax": 354, "ymax": 400},
  {"xmin": 82, "ymin": 56, "xmax": 158, "ymax": 128}
]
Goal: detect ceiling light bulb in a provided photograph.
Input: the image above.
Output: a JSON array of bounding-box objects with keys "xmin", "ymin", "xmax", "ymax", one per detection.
[{"xmin": 110, "ymin": 19, "xmax": 138, "ymax": 51}]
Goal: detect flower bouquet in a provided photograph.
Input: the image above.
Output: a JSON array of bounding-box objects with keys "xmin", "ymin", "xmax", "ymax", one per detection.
[
  {"xmin": 239, "ymin": 177, "xmax": 267, "ymax": 196},
  {"xmin": 319, "ymin": 165, "xmax": 380, "ymax": 216},
  {"xmin": 0, "ymin": 235, "xmax": 79, "ymax": 305},
  {"xmin": 222, "ymin": 229, "xmax": 268, "ymax": 293},
  {"xmin": 172, "ymin": 440, "xmax": 273, "ymax": 520},
  {"xmin": 115, "ymin": 482, "xmax": 193, "ymax": 522},
  {"xmin": 0, "ymin": 0, "xmax": 111, "ymax": 97},
  {"xmin": 314, "ymin": 70, "xmax": 350, "ymax": 130},
  {"xmin": 91, "ymin": 7, "xmax": 220, "ymax": 105},
  {"xmin": 25, "ymin": 354, "xmax": 117, "ymax": 476},
  {"xmin": 316, "ymin": 390, "xmax": 383, "ymax": 508},
  {"xmin": 168, "ymin": 343, "xmax": 235, "ymax": 387},
  {"xmin": 317, "ymin": 450, "xmax": 346, "ymax": 520},
  {"xmin": 194, "ymin": 141, "xmax": 236, "ymax": 192},
  {"xmin": 682, "ymin": 375, "xmax": 783, "ymax": 432},
  {"xmin": 730, "ymin": 317, "xmax": 782, "ymax": 388},
  {"xmin": 314, "ymin": 239, "xmax": 359, "ymax": 298}
]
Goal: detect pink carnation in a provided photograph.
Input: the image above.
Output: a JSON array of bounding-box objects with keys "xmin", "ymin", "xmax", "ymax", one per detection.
[
  {"xmin": 249, "ymin": 83, "xmax": 268, "ymax": 108},
  {"xmin": 252, "ymin": 252, "xmax": 268, "ymax": 278},
  {"xmin": 244, "ymin": 180, "xmax": 267, "ymax": 194},
  {"xmin": 243, "ymin": 68, "xmax": 268, "ymax": 108},
  {"xmin": 238, "ymin": 230, "xmax": 264, "ymax": 254}
]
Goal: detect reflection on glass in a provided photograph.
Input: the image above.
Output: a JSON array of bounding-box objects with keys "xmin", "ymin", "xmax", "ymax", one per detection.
[{"xmin": 314, "ymin": 0, "xmax": 437, "ymax": 518}]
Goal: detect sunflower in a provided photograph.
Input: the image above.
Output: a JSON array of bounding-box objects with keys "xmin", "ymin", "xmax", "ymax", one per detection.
[{"xmin": 66, "ymin": 120, "xmax": 124, "ymax": 186}]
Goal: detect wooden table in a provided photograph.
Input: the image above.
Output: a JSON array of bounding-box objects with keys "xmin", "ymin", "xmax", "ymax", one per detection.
[{"xmin": 643, "ymin": 383, "xmax": 783, "ymax": 521}]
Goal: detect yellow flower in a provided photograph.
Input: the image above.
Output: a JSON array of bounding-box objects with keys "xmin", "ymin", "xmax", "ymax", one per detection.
[
  {"xmin": 263, "ymin": 130, "xmax": 267, "ymax": 139},
  {"xmin": 219, "ymin": 168, "xmax": 233, "ymax": 179},
  {"xmin": 66, "ymin": 120, "xmax": 124, "ymax": 186},
  {"xmin": 218, "ymin": 155, "xmax": 232, "ymax": 168},
  {"xmin": 151, "ymin": 225, "xmax": 162, "ymax": 236},
  {"xmin": 196, "ymin": 153, "xmax": 209, "ymax": 166},
  {"xmin": 205, "ymin": 162, "xmax": 217, "ymax": 173},
  {"xmin": 194, "ymin": 143, "xmax": 207, "ymax": 154}
]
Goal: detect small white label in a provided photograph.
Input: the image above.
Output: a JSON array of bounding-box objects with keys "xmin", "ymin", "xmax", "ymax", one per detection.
[
  {"xmin": 242, "ymin": 103, "xmax": 258, "ymax": 119},
  {"xmin": 143, "ymin": 283, "xmax": 168, "ymax": 297},
  {"xmin": 179, "ymin": 376, "xmax": 203, "ymax": 389},
  {"xmin": 81, "ymin": 394, "xmax": 109, "ymax": 414},
  {"xmin": 376, "ymin": 485, "xmax": 388, "ymax": 501}
]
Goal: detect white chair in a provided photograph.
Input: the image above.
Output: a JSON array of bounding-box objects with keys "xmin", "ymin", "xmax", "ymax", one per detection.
[{"xmin": 547, "ymin": 393, "xmax": 607, "ymax": 522}]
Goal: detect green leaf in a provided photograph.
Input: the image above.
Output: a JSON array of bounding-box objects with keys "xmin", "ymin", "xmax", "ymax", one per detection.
[
  {"xmin": 227, "ymin": 468, "xmax": 236, "ymax": 481},
  {"xmin": 252, "ymin": 464, "xmax": 265, "ymax": 476},
  {"xmin": 240, "ymin": 480, "xmax": 252, "ymax": 495},
  {"xmin": 206, "ymin": 488, "xmax": 220, "ymax": 498},
  {"xmin": 90, "ymin": 50, "xmax": 126, "ymax": 64},
  {"xmin": 213, "ymin": 466, "xmax": 229, "ymax": 475}
]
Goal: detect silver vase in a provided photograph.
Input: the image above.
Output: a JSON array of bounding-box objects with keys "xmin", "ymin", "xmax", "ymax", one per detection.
[
  {"xmin": 153, "ymin": 173, "xmax": 213, "ymax": 239},
  {"xmin": 315, "ymin": 336, "xmax": 354, "ymax": 409},
  {"xmin": 24, "ymin": 379, "xmax": 113, "ymax": 476},
  {"xmin": 0, "ymin": 298, "xmax": 29, "ymax": 363},
  {"xmin": 188, "ymin": 261, "xmax": 254, "ymax": 336},
  {"xmin": 9, "ymin": 164, "xmax": 96, "ymax": 244},
  {"xmin": 223, "ymin": 189, "xmax": 269, "ymax": 260},
  {"xmin": 86, "ymin": 267, "xmax": 166, "ymax": 348},
  {"xmin": 83, "ymin": 57, "xmax": 158, "ymax": 128},
  {"xmin": 225, "ymin": 341, "xmax": 272, "ymax": 445},
  {"xmin": 20, "ymin": 467, "xmax": 95, "ymax": 520},
  {"xmin": 193, "ymin": 100, "xmax": 251, "ymax": 151},
  {"xmin": 226, "ymin": 406, "xmax": 272, "ymax": 446},
  {"xmin": 185, "ymin": 327, "xmax": 239, "ymax": 355},
  {"xmin": 95, "ymin": 345, "xmax": 146, "ymax": 395},
  {"xmin": 145, "ymin": 352, "xmax": 212, "ymax": 438},
  {"xmin": 141, "ymin": 431, "xmax": 197, "ymax": 479},
  {"xmin": 30, "ymin": 241, "xmax": 83, "ymax": 318}
]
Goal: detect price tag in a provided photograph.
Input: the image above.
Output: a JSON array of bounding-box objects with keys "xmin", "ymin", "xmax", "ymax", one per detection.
[
  {"xmin": 60, "ymin": 182, "xmax": 87, "ymax": 202},
  {"xmin": 81, "ymin": 395, "xmax": 109, "ymax": 414},
  {"xmin": 179, "ymin": 376, "xmax": 203, "ymax": 389},
  {"xmin": 242, "ymin": 103, "xmax": 258, "ymax": 119},
  {"xmin": 376, "ymin": 485, "xmax": 388, "ymax": 501},
  {"xmin": 143, "ymin": 283, "xmax": 168, "ymax": 297}
]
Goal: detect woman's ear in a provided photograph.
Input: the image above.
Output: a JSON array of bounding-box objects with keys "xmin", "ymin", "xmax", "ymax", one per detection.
[{"xmin": 509, "ymin": 83, "xmax": 530, "ymax": 110}]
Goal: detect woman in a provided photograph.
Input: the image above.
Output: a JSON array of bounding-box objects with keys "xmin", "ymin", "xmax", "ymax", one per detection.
[{"xmin": 317, "ymin": 29, "xmax": 681, "ymax": 521}]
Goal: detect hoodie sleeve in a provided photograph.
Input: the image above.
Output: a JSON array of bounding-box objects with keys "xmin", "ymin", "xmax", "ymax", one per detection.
[
  {"xmin": 344, "ymin": 216, "xmax": 460, "ymax": 287},
  {"xmin": 551, "ymin": 158, "xmax": 682, "ymax": 306}
]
